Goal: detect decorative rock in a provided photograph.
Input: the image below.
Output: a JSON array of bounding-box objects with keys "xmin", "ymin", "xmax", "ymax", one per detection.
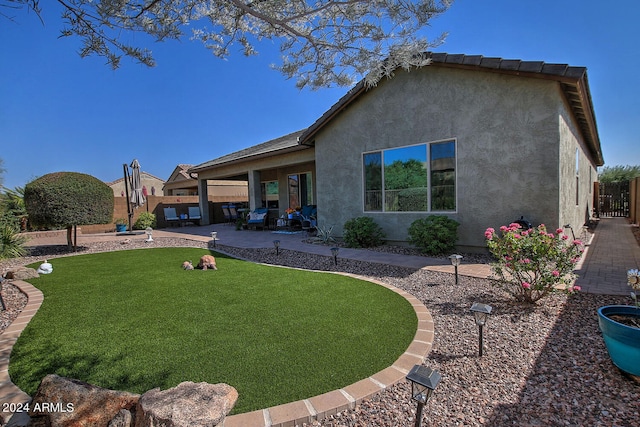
[
  {"xmin": 29, "ymin": 374, "xmax": 139, "ymax": 427},
  {"xmin": 135, "ymin": 382, "xmax": 238, "ymax": 427},
  {"xmin": 3, "ymin": 267, "xmax": 39, "ymax": 281},
  {"xmin": 108, "ymin": 409, "xmax": 134, "ymax": 427}
]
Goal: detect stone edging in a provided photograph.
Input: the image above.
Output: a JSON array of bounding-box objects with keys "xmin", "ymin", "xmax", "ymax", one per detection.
[
  {"xmin": 0, "ymin": 281, "xmax": 43, "ymax": 412},
  {"xmin": 0, "ymin": 275, "xmax": 433, "ymax": 427}
]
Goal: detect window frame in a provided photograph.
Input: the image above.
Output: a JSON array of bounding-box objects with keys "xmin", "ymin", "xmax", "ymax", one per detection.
[{"xmin": 362, "ymin": 138, "xmax": 457, "ymax": 213}]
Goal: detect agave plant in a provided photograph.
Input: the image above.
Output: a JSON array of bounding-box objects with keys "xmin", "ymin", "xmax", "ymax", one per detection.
[
  {"xmin": 312, "ymin": 224, "xmax": 336, "ymax": 244},
  {"xmin": 0, "ymin": 223, "xmax": 28, "ymax": 260}
]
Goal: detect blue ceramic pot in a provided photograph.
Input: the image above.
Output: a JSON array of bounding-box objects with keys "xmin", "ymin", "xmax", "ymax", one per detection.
[
  {"xmin": 116, "ymin": 224, "xmax": 127, "ymax": 233},
  {"xmin": 597, "ymin": 305, "xmax": 640, "ymax": 376}
]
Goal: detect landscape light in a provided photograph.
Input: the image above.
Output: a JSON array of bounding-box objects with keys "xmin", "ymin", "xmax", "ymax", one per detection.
[
  {"xmin": 406, "ymin": 364, "xmax": 441, "ymax": 427},
  {"xmin": 330, "ymin": 247, "xmax": 339, "ymax": 265},
  {"xmin": 470, "ymin": 302, "xmax": 493, "ymax": 357},
  {"xmin": 449, "ymin": 254, "xmax": 463, "ymax": 285}
]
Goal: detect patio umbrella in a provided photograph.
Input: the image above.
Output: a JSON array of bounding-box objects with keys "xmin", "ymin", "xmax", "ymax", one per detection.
[{"xmin": 129, "ymin": 159, "xmax": 146, "ymax": 209}]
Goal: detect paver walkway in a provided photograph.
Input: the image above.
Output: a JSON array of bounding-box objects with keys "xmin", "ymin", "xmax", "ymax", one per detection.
[{"xmin": 573, "ymin": 217, "xmax": 640, "ymax": 295}]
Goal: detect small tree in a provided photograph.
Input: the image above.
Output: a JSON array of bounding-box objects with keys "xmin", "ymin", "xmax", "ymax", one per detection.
[
  {"xmin": 598, "ymin": 165, "xmax": 640, "ymax": 183},
  {"xmin": 24, "ymin": 172, "xmax": 114, "ymax": 250}
]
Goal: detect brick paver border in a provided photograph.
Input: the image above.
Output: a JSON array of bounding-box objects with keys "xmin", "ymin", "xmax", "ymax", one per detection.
[
  {"xmin": 0, "ymin": 281, "xmax": 43, "ymax": 418},
  {"xmin": 0, "ymin": 270, "xmax": 433, "ymax": 427}
]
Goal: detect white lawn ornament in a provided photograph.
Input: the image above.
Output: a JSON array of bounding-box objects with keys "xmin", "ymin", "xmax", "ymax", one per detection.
[{"xmin": 37, "ymin": 260, "xmax": 53, "ymax": 274}]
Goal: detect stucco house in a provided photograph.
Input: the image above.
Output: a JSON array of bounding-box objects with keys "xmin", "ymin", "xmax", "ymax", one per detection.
[
  {"xmin": 191, "ymin": 53, "xmax": 604, "ymax": 250},
  {"xmin": 108, "ymin": 171, "xmax": 165, "ymax": 198}
]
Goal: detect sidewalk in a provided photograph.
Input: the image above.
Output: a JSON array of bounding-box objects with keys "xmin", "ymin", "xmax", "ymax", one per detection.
[{"xmin": 573, "ymin": 217, "xmax": 640, "ymax": 295}]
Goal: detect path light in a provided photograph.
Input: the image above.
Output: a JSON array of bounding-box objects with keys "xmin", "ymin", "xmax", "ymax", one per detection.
[
  {"xmin": 406, "ymin": 364, "xmax": 441, "ymax": 427},
  {"xmin": 273, "ymin": 240, "xmax": 280, "ymax": 255},
  {"xmin": 145, "ymin": 227, "xmax": 154, "ymax": 243},
  {"xmin": 330, "ymin": 247, "xmax": 339, "ymax": 265},
  {"xmin": 470, "ymin": 302, "xmax": 493, "ymax": 357},
  {"xmin": 449, "ymin": 254, "xmax": 463, "ymax": 285},
  {"xmin": 211, "ymin": 231, "xmax": 218, "ymax": 248}
]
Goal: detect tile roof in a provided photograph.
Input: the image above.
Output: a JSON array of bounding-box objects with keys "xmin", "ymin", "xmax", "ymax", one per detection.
[{"xmin": 190, "ymin": 130, "xmax": 306, "ymax": 172}]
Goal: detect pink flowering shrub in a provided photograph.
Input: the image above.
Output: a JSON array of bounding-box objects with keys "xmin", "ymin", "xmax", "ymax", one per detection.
[{"xmin": 485, "ymin": 223, "xmax": 584, "ymax": 303}]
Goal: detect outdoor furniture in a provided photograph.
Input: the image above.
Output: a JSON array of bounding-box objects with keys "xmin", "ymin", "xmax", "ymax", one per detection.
[
  {"xmin": 300, "ymin": 205, "xmax": 317, "ymax": 235},
  {"xmin": 163, "ymin": 207, "xmax": 180, "ymax": 227},
  {"xmin": 221, "ymin": 205, "xmax": 232, "ymax": 223},
  {"xmin": 228, "ymin": 204, "xmax": 239, "ymax": 221},
  {"xmin": 188, "ymin": 206, "xmax": 202, "ymax": 225},
  {"xmin": 247, "ymin": 207, "xmax": 269, "ymax": 230}
]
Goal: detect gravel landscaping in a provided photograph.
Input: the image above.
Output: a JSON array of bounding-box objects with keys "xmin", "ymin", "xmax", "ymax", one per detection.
[{"xmin": 1, "ymin": 238, "xmax": 639, "ymax": 426}]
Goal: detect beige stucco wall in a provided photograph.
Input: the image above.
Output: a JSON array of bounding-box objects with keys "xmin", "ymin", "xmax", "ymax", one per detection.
[
  {"xmin": 558, "ymin": 98, "xmax": 599, "ymax": 236},
  {"xmin": 313, "ymin": 66, "xmax": 583, "ymax": 249}
]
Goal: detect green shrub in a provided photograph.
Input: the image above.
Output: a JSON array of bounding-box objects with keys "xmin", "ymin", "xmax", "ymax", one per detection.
[
  {"xmin": 24, "ymin": 172, "xmax": 113, "ymax": 229},
  {"xmin": 408, "ymin": 215, "xmax": 459, "ymax": 255},
  {"xmin": 0, "ymin": 223, "xmax": 27, "ymax": 260},
  {"xmin": 485, "ymin": 223, "xmax": 583, "ymax": 303},
  {"xmin": 343, "ymin": 217, "xmax": 386, "ymax": 248},
  {"xmin": 24, "ymin": 172, "xmax": 113, "ymax": 249},
  {"xmin": 134, "ymin": 212, "xmax": 157, "ymax": 230}
]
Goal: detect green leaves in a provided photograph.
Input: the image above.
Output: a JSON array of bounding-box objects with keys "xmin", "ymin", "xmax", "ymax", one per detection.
[
  {"xmin": 485, "ymin": 224, "xmax": 584, "ymax": 304},
  {"xmin": 24, "ymin": 172, "xmax": 114, "ymax": 229}
]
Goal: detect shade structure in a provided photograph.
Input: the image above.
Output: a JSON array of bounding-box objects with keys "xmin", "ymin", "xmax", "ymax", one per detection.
[{"xmin": 129, "ymin": 159, "xmax": 146, "ymax": 209}]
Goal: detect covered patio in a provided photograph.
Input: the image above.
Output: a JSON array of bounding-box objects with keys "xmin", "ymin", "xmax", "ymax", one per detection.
[{"xmin": 189, "ymin": 131, "xmax": 317, "ymax": 228}]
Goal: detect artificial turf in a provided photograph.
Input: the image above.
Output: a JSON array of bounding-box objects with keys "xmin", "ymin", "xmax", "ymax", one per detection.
[{"xmin": 10, "ymin": 247, "xmax": 417, "ymax": 414}]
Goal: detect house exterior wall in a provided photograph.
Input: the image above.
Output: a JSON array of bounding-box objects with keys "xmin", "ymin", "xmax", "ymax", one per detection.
[
  {"xmin": 313, "ymin": 66, "xmax": 571, "ymax": 249},
  {"xmin": 557, "ymin": 97, "xmax": 599, "ymax": 236},
  {"xmin": 109, "ymin": 173, "xmax": 165, "ymax": 197}
]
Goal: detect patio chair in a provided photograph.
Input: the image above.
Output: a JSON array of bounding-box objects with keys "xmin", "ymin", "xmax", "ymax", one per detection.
[
  {"xmin": 163, "ymin": 207, "xmax": 180, "ymax": 227},
  {"xmin": 300, "ymin": 205, "xmax": 317, "ymax": 235},
  {"xmin": 246, "ymin": 207, "xmax": 269, "ymax": 230},
  {"xmin": 228, "ymin": 204, "xmax": 239, "ymax": 221},
  {"xmin": 188, "ymin": 206, "xmax": 202, "ymax": 226},
  {"xmin": 221, "ymin": 205, "xmax": 231, "ymax": 223}
]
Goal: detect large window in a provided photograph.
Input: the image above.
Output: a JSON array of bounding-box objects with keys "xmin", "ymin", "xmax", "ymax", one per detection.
[{"xmin": 363, "ymin": 140, "xmax": 456, "ymax": 212}]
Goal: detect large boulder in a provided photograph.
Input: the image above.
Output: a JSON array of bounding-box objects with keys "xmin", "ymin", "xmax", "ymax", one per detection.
[
  {"xmin": 3, "ymin": 267, "xmax": 39, "ymax": 281},
  {"xmin": 29, "ymin": 374, "xmax": 139, "ymax": 427},
  {"xmin": 135, "ymin": 382, "xmax": 238, "ymax": 427}
]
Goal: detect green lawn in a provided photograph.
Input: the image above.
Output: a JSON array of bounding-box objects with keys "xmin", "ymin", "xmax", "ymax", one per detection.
[{"xmin": 10, "ymin": 247, "xmax": 416, "ymax": 414}]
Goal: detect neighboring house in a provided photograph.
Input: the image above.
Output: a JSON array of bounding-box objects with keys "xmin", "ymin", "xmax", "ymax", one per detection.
[
  {"xmin": 191, "ymin": 53, "xmax": 604, "ymax": 250},
  {"xmin": 163, "ymin": 164, "xmax": 249, "ymax": 201},
  {"xmin": 108, "ymin": 172, "xmax": 165, "ymax": 198}
]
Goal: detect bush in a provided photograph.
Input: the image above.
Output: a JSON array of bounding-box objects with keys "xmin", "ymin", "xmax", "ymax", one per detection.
[
  {"xmin": 24, "ymin": 172, "xmax": 113, "ymax": 229},
  {"xmin": 134, "ymin": 212, "xmax": 157, "ymax": 230},
  {"xmin": 0, "ymin": 223, "xmax": 27, "ymax": 260},
  {"xmin": 24, "ymin": 172, "xmax": 113, "ymax": 249},
  {"xmin": 485, "ymin": 223, "xmax": 584, "ymax": 303},
  {"xmin": 343, "ymin": 217, "xmax": 385, "ymax": 248},
  {"xmin": 408, "ymin": 215, "xmax": 459, "ymax": 255}
]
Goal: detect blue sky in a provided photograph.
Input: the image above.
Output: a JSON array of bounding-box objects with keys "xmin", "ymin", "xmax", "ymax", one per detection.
[{"xmin": 1, "ymin": 0, "xmax": 639, "ymax": 190}]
